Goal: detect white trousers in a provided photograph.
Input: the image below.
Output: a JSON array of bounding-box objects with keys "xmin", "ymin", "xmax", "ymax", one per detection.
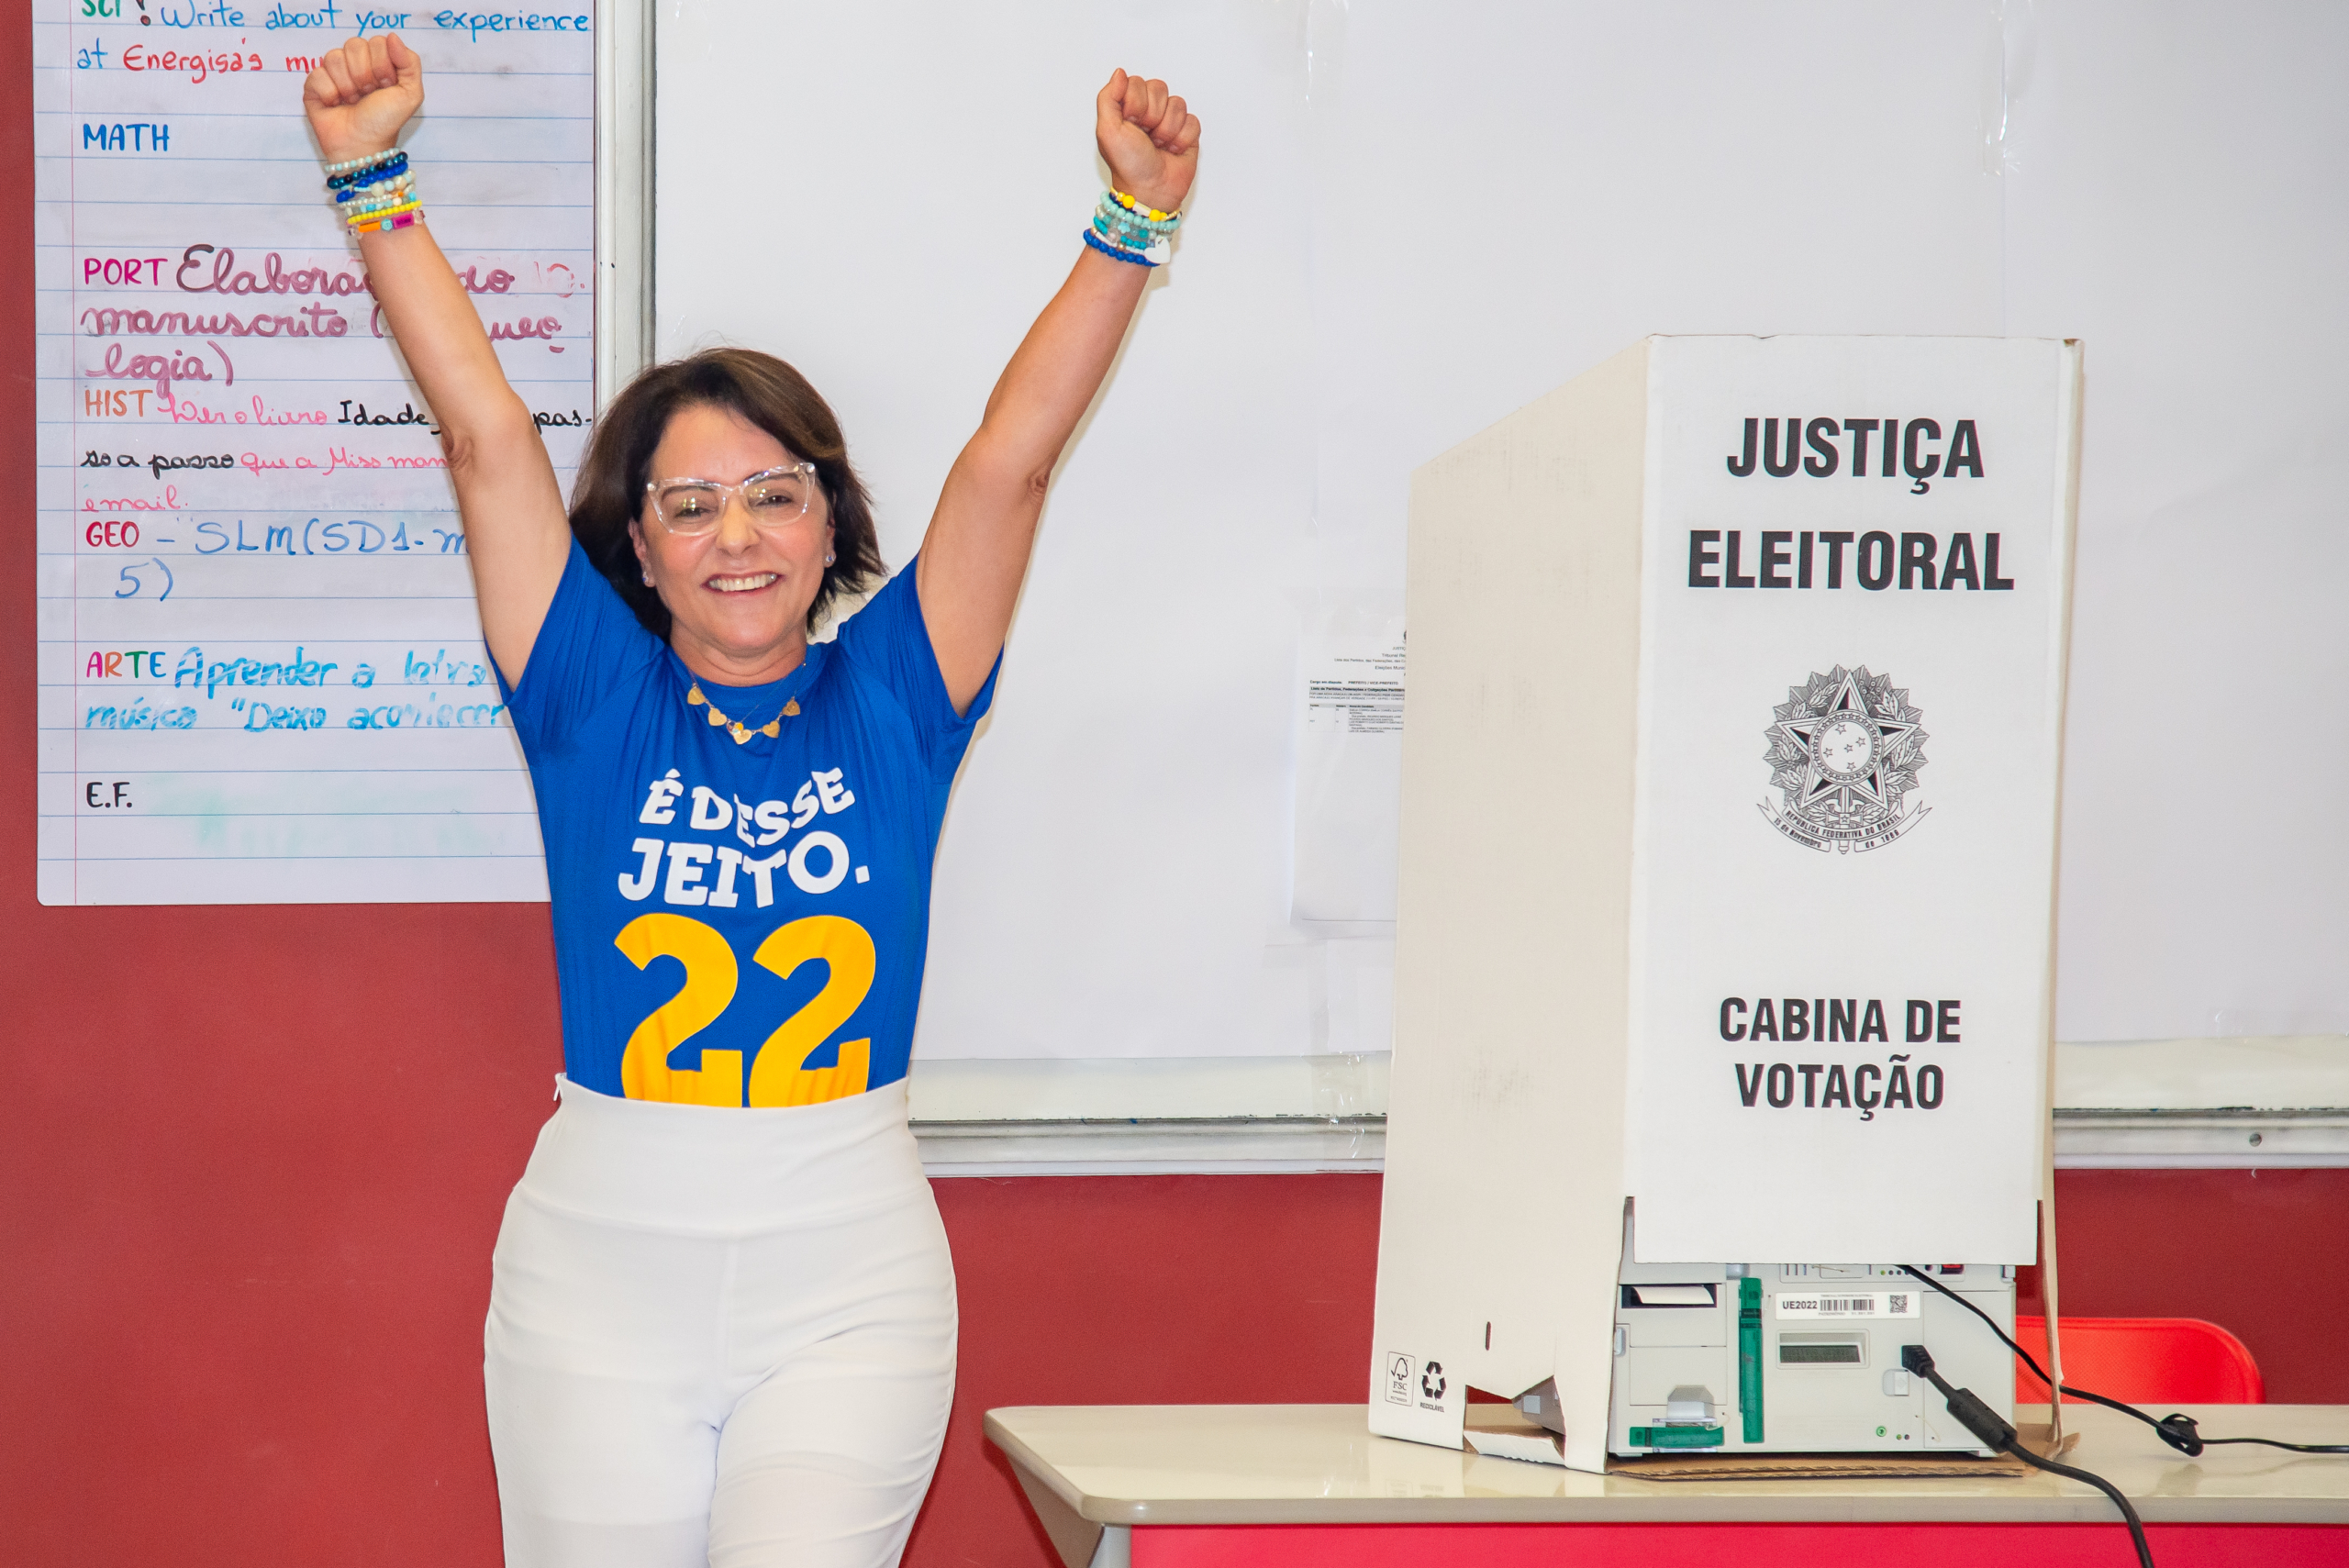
[{"xmin": 484, "ymin": 1078, "xmax": 955, "ymax": 1568}]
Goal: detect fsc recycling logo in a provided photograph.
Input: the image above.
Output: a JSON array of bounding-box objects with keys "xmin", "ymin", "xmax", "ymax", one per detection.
[
  {"xmin": 1382, "ymin": 1352, "xmax": 1450, "ymax": 1409},
  {"xmin": 1760, "ymin": 665, "xmax": 1930, "ymax": 853}
]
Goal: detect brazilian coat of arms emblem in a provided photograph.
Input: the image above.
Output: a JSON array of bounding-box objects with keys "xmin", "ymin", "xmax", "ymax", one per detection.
[{"xmin": 1761, "ymin": 666, "xmax": 1930, "ymax": 852}]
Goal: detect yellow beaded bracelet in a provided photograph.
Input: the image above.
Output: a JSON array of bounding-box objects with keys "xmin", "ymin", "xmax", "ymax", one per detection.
[
  {"xmin": 346, "ymin": 199, "xmax": 423, "ymax": 229},
  {"xmin": 1108, "ymin": 187, "xmax": 1178, "ymax": 225}
]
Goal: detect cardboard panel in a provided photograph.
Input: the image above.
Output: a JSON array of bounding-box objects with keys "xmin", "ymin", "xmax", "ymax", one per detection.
[
  {"xmin": 1370, "ymin": 341, "xmax": 1652, "ymax": 1462},
  {"xmin": 1630, "ymin": 337, "xmax": 2077, "ymax": 1262}
]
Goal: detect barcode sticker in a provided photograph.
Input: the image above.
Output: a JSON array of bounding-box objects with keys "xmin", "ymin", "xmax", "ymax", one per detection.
[{"xmin": 1773, "ymin": 1291, "xmax": 1920, "ymax": 1319}]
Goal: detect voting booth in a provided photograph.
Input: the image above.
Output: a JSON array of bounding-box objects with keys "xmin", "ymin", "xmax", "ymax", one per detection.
[{"xmin": 1369, "ymin": 336, "xmax": 2082, "ymax": 1472}]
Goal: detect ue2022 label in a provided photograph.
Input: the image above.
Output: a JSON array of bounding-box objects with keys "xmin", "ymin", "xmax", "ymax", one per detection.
[
  {"xmin": 1760, "ymin": 666, "xmax": 1929, "ymax": 854},
  {"xmin": 613, "ymin": 912, "xmax": 874, "ymax": 1109}
]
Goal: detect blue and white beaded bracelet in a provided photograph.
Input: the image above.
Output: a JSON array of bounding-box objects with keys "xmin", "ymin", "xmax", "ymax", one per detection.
[{"xmin": 1085, "ymin": 188, "xmax": 1179, "ymax": 266}]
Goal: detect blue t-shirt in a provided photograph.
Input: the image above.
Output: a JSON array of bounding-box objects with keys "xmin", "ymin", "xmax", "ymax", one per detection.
[{"xmin": 502, "ymin": 542, "xmax": 995, "ymax": 1106}]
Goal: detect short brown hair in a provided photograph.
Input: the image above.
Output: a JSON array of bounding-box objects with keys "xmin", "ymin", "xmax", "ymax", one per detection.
[{"xmin": 568, "ymin": 348, "xmax": 885, "ymax": 637}]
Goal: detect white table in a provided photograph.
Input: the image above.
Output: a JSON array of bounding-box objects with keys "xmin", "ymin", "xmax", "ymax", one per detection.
[{"xmin": 986, "ymin": 1402, "xmax": 2349, "ymax": 1567}]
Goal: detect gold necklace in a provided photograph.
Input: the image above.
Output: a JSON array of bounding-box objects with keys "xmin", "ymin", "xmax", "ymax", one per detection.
[{"xmin": 686, "ymin": 681, "xmax": 800, "ymax": 744}]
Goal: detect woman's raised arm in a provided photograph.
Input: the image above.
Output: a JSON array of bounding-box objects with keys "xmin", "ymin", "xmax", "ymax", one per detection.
[
  {"xmin": 304, "ymin": 35, "xmax": 572, "ymax": 685},
  {"xmin": 913, "ymin": 71, "xmax": 1201, "ymax": 714}
]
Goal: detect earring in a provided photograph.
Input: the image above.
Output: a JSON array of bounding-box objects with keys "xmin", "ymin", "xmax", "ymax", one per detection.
[
  {"xmin": 641, "ymin": 569, "xmax": 654, "ymax": 585},
  {"xmin": 825, "ymin": 550, "xmax": 836, "ymax": 566}
]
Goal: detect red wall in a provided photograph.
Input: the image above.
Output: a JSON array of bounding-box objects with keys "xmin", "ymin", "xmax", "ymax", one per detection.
[
  {"xmin": 8, "ymin": 1089, "xmax": 2349, "ymax": 1568},
  {"xmin": 918, "ymin": 1170, "xmax": 2349, "ymax": 1568},
  {"xmin": 6, "ymin": 21, "xmax": 2344, "ymax": 1567}
]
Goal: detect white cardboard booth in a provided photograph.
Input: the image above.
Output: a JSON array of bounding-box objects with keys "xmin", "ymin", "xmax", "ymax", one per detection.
[{"xmin": 1370, "ymin": 336, "xmax": 2082, "ymax": 1472}]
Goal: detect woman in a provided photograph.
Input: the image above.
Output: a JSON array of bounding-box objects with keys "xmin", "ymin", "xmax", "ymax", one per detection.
[{"xmin": 300, "ymin": 34, "xmax": 1197, "ymax": 1568}]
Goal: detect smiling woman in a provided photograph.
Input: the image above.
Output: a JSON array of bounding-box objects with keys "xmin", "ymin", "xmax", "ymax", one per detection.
[
  {"xmin": 564, "ymin": 350, "xmax": 886, "ymax": 667},
  {"xmin": 296, "ymin": 28, "xmax": 1198, "ymax": 1568}
]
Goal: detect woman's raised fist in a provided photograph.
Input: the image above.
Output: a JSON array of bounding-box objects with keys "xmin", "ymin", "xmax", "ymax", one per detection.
[
  {"xmin": 1095, "ymin": 70, "xmax": 1200, "ymax": 218},
  {"xmin": 303, "ymin": 34, "xmax": 424, "ymax": 164}
]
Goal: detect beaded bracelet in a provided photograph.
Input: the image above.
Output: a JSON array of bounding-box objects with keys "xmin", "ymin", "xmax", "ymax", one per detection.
[
  {"xmin": 336, "ymin": 175, "xmax": 414, "ymax": 205},
  {"xmin": 351, "ymin": 209, "xmax": 424, "ymax": 235},
  {"xmin": 324, "ymin": 150, "xmax": 406, "ymax": 187},
  {"xmin": 344, "ymin": 202, "xmax": 419, "ymax": 227},
  {"xmin": 342, "ymin": 196, "xmax": 422, "ymax": 228},
  {"xmin": 1086, "ymin": 222, "xmax": 1163, "ymax": 264},
  {"xmin": 1096, "ymin": 213, "xmax": 1171, "ymax": 247},
  {"xmin": 1097, "ymin": 189, "xmax": 1178, "ymax": 237},
  {"xmin": 327, "ymin": 161, "xmax": 407, "ymax": 193},
  {"xmin": 1082, "ymin": 226, "xmax": 1159, "ymax": 267},
  {"xmin": 1087, "ymin": 189, "xmax": 1179, "ymax": 266},
  {"xmin": 341, "ymin": 183, "xmax": 415, "ymax": 211},
  {"xmin": 338, "ymin": 164, "xmax": 410, "ymax": 195},
  {"xmin": 1093, "ymin": 206, "xmax": 1160, "ymax": 242},
  {"xmin": 1088, "ymin": 219, "xmax": 1158, "ymax": 263},
  {"xmin": 343, "ymin": 191, "xmax": 420, "ymax": 217},
  {"xmin": 324, "ymin": 147, "xmax": 422, "ymax": 234},
  {"xmin": 340, "ymin": 177, "xmax": 415, "ymax": 206},
  {"xmin": 1108, "ymin": 188, "xmax": 1179, "ymax": 226},
  {"xmin": 349, "ymin": 205, "xmax": 425, "ymax": 235}
]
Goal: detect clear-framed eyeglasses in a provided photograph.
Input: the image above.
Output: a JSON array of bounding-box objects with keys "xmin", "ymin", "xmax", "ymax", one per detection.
[{"xmin": 644, "ymin": 462, "xmax": 818, "ymax": 536}]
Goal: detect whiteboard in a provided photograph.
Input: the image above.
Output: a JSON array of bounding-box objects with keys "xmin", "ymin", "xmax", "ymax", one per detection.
[
  {"xmin": 653, "ymin": 0, "xmax": 2349, "ymax": 1062},
  {"xmin": 47, "ymin": 3, "xmax": 2320, "ymax": 1053},
  {"xmin": 34, "ymin": 3, "xmax": 595, "ymax": 904}
]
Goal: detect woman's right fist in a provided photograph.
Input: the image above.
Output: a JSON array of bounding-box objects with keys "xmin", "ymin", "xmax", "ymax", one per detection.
[{"xmin": 303, "ymin": 34, "xmax": 424, "ymax": 163}]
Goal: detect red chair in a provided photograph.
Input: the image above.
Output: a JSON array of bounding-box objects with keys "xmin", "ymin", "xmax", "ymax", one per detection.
[{"xmin": 2013, "ymin": 1316, "xmax": 2266, "ymax": 1404}]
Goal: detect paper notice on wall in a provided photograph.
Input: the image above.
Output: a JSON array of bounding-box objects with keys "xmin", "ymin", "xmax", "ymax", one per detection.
[
  {"xmin": 1293, "ymin": 623, "xmax": 1405, "ymax": 921},
  {"xmin": 34, "ymin": 7, "xmax": 595, "ymax": 904}
]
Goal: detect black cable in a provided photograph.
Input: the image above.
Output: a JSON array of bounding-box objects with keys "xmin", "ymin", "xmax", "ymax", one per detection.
[
  {"xmin": 1998, "ymin": 1434, "xmax": 2156, "ymax": 1568},
  {"xmin": 1900, "ymin": 1344, "xmax": 2154, "ymax": 1568},
  {"xmin": 1898, "ymin": 1264, "xmax": 2055, "ymax": 1380},
  {"xmin": 2174, "ymin": 1433, "xmax": 2349, "ymax": 1454},
  {"xmin": 1898, "ymin": 1264, "xmax": 2349, "ymax": 1457}
]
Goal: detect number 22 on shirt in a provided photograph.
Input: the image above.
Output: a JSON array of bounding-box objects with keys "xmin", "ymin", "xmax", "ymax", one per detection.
[{"xmin": 613, "ymin": 913, "xmax": 874, "ymax": 1107}]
